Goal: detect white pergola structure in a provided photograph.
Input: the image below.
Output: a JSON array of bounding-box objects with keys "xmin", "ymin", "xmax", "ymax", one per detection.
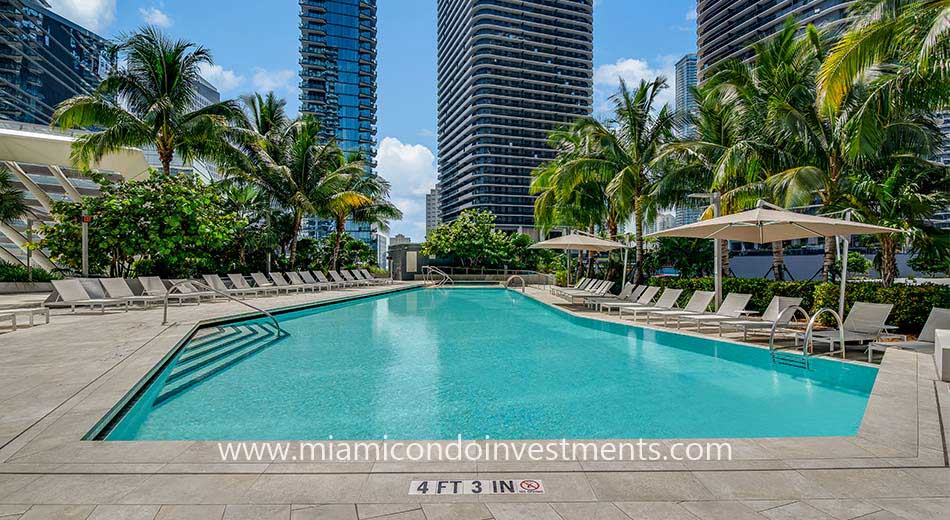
[
  {"xmin": 0, "ymin": 124, "xmax": 150, "ymax": 269},
  {"xmin": 646, "ymin": 202, "xmax": 902, "ymax": 318}
]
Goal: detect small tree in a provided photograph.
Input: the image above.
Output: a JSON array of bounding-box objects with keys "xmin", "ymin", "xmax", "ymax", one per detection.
[
  {"xmin": 41, "ymin": 172, "xmax": 243, "ymax": 277},
  {"xmin": 422, "ymin": 210, "xmax": 512, "ymax": 267}
]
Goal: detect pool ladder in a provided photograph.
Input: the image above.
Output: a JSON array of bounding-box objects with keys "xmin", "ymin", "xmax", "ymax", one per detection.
[
  {"xmin": 422, "ymin": 266, "xmax": 454, "ymax": 287},
  {"xmin": 768, "ymin": 306, "xmax": 846, "ymax": 370}
]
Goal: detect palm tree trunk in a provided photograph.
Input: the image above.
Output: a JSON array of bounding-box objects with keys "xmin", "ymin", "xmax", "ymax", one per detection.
[
  {"xmin": 772, "ymin": 241, "xmax": 785, "ymax": 281},
  {"xmin": 880, "ymin": 235, "xmax": 897, "ymax": 288},
  {"xmin": 822, "ymin": 238, "xmax": 835, "ymax": 282},
  {"xmin": 158, "ymin": 145, "xmax": 173, "ymax": 177},
  {"xmin": 331, "ymin": 217, "xmax": 346, "ymax": 270},
  {"xmin": 720, "ymin": 240, "xmax": 730, "ymax": 279},
  {"xmin": 288, "ymin": 210, "xmax": 303, "ymax": 268}
]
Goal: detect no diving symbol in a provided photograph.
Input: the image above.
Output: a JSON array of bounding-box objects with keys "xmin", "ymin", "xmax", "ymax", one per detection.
[{"xmin": 519, "ymin": 479, "xmax": 541, "ymax": 491}]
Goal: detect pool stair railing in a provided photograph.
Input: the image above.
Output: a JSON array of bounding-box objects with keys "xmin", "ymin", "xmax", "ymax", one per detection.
[
  {"xmin": 422, "ymin": 266, "xmax": 454, "ymax": 287},
  {"xmin": 154, "ymin": 322, "xmax": 285, "ymax": 404},
  {"xmin": 769, "ymin": 306, "xmax": 847, "ymax": 370}
]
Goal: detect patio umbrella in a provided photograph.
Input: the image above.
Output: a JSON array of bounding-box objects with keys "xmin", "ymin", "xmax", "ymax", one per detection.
[
  {"xmin": 529, "ymin": 233, "xmax": 628, "ymax": 286},
  {"xmin": 646, "ymin": 203, "xmax": 902, "ymax": 318}
]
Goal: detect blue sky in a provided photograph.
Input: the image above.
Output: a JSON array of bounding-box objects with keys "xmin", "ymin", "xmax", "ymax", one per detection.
[{"xmin": 47, "ymin": 1, "xmax": 698, "ymax": 241}]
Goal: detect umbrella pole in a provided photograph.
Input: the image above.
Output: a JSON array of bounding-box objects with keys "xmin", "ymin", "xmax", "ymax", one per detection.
[
  {"xmin": 622, "ymin": 247, "xmax": 628, "ymax": 287},
  {"xmin": 713, "ymin": 193, "xmax": 722, "ymax": 311},
  {"xmin": 838, "ymin": 212, "xmax": 851, "ymax": 320}
]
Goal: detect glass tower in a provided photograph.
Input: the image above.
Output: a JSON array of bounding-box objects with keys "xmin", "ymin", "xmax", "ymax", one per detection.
[
  {"xmin": 298, "ymin": 0, "xmax": 377, "ymax": 159},
  {"xmin": 697, "ymin": 0, "xmax": 854, "ymax": 80},
  {"xmin": 436, "ymin": 0, "xmax": 594, "ymax": 236},
  {"xmin": 0, "ymin": 0, "xmax": 108, "ymax": 124},
  {"xmin": 674, "ymin": 53, "xmax": 698, "ymax": 138}
]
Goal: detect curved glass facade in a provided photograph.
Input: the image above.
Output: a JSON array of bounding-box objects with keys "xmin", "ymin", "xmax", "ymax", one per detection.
[
  {"xmin": 436, "ymin": 0, "xmax": 594, "ymax": 234},
  {"xmin": 697, "ymin": 0, "xmax": 853, "ymax": 80},
  {"xmin": 299, "ymin": 0, "xmax": 377, "ymax": 158}
]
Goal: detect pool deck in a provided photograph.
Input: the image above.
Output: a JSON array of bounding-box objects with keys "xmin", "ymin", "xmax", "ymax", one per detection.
[{"xmin": 0, "ymin": 284, "xmax": 946, "ymax": 519}]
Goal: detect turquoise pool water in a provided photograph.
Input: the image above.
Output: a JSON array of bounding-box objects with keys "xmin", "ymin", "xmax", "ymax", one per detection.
[{"xmin": 106, "ymin": 288, "xmax": 877, "ymax": 440}]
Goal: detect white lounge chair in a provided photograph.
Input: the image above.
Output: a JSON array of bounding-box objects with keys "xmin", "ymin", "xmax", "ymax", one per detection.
[
  {"xmin": 0, "ymin": 307, "xmax": 50, "ymax": 330},
  {"xmin": 298, "ymin": 271, "xmax": 331, "ymax": 291},
  {"xmin": 139, "ymin": 276, "xmax": 202, "ymax": 306},
  {"xmin": 329, "ymin": 270, "xmax": 357, "ymax": 287},
  {"xmin": 100, "ymin": 278, "xmax": 164, "ymax": 308},
  {"xmin": 552, "ymin": 278, "xmax": 592, "ymax": 297},
  {"xmin": 203, "ymin": 274, "xmax": 258, "ymax": 298},
  {"xmin": 585, "ymin": 283, "xmax": 637, "ymax": 309},
  {"xmin": 566, "ymin": 281, "xmax": 615, "ymax": 304},
  {"xmin": 645, "ymin": 290, "xmax": 716, "ymax": 325},
  {"xmin": 342, "ymin": 270, "xmax": 371, "ymax": 286},
  {"xmin": 797, "ymin": 302, "xmax": 894, "ymax": 352},
  {"xmin": 268, "ymin": 272, "xmax": 304, "ymax": 293},
  {"xmin": 286, "ymin": 271, "xmax": 322, "ymax": 291},
  {"xmin": 867, "ymin": 307, "xmax": 950, "ymax": 362},
  {"xmin": 314, "ymin": 271, "xmax": 345, "ymax": 289},
  {"xmin": 674, "ymin": 293, "xmax": 753, "ymax": 330},
  {"xmin": 229, "ymin": 274, "xmax": 278, "ymax": 296},
  {"xmin": 47, "ymin": 279, "xmax": 129, "ymax": 313},
  {"xmin": 360, "ymin": 268, "xmax": 391, "ymax": 284},
  {"xmin": 351, "ymin": 269, "xmax": 382, "ymax": 285},
  {"xmin": 718, "ymin": 296, "xmax": 804, "ymax": 340},
  {"xmin": 601, "ymin": 286, "xmax": 660, "ymax": 314},
  {"xmin": 618, "ymin": 288, "xmax": 683, "ymax": 319}
]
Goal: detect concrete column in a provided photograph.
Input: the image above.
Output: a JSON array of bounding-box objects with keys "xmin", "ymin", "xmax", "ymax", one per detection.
[{"xmin": 0, "ymin": 221, "xmax": 55, "ymax": 271}]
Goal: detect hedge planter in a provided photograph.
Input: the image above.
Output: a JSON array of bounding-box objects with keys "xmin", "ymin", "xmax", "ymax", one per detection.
[{"xmin": 0, "ymin": 282, "xmax": 53, "ymax": 294}]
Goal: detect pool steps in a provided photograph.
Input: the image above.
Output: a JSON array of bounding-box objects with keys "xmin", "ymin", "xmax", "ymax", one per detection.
[{"xmin": 155, "ymin": 323, "xmax": 283, "ymax": 404}]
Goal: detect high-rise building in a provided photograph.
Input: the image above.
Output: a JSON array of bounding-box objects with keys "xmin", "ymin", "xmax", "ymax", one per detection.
[
  {"xmin": 0, "ymin": 0, "xmax": 108, "ymax": 125},
  {"xmin": 674, "ymin": 53, "xmax": 698, "ymax": 138},
  {"xmin": 298, "ymin": 0, "xmax": 377, "ymax": 159},
  {"xmin": 936, "ymin": 112, "xmax": 950, "ymax": 167},
  {"xmin": 696, "ymin": 0, "xmax": 854, "ymax": 80},
  {"xmin": 425, "ymin": 187, "xmax": 440, "ymax": 233},
  {"xmin": 298, "ymin": 0, "xmax": 384, "ymax": 260},
  {"xmin": 436, "ymin": 0, "xmax": 594, "ymax": 236}
]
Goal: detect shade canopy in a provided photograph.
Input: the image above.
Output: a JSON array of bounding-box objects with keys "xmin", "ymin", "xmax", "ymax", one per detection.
[
  {"xmin": 645, "ymin": 207, "xmax": 900, "ymax": 244},
  {"xmin": 0, "ymin": 127, "xmax": 151, "ymax": 179},
  {"xmin": 529, "ymin": 233, "xmax": 627, "ymax": 252}
]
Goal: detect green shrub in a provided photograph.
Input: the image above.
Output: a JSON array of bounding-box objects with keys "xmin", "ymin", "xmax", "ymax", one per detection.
[
  {"xmin": 813, "ymin": 282, "xmax": 950, "ymax": 332},
  {"xmin": 0, "ymin": 262, "xmax": 60, "ymax": 283},
  {"xmin": 650, "ymin": 276, "xmax": 950, "ymax": 333}
]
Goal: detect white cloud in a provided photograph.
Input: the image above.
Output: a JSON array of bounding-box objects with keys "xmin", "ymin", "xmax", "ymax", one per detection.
[
  {"xmin": 593, "ymin": 57, "xmax": 677, "ymax": 115},
  {"xmin": 375, "ymin": 137, "xmax": 438, "ymax": 242},
  {"xmin": 139, "ymin": 7, "xmax": 172, "ymax": 28},
  {"xmin": 252, "ymin": 68, "xmax": 296, "ymax": 94},
  {"xmin": 46, "ymin": 0, "xmax": 116, "ymax": 32},
  {"xmin": 686, "ymin": 7, "xmax": 698, "ymax": 21},
  {"xmin": 198, "ymin": 63, "xmax": 245, "ymax": 93}
]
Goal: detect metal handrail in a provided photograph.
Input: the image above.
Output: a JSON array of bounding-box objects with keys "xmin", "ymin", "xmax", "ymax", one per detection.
[
  {"xmin": 802, "ymin": 308, "xmax": 846, "ymax": 359},
  {"xmin": 769, "ymin": 305, "xmax": 811, "ymax": 355},
  {"xmin": 506, "ymin": 275, "xmax": 526, "ymax": 292},
  {"xmin": 162, "ymin": 279, "xmax": 286, "ymax": 337},
  {"xmin": 422, "ymin": 266, "xmax": 454, "ymax": 287}
]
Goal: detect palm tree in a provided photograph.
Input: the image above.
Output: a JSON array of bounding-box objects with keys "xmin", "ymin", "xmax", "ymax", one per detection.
[
  {"xmin": 240, "ymin": 117, "xmax": 367, "ymax": 268},
  {"xmin": 550, "ymin": 79, "xmax": 675, "ymax": 283},
  {"xmin": 217, "ymin": 181, "xmax": 267, "ymax": 266},
  {"xmin": 818, "ymin": 0, "xmax": 950, "ymax": 115},
  {"xmin": 0, "ymin": 169, "xmax": 26, "ymax": 225},
  {"xmin": 844, "ymin": 158, "xmax": 947, "ymax": 287},
  {"xmin": 322, "ymin": 168, "xmax": 402, "ymax": 270},
  {"xmin": 51, "ymin": 26, "xmax": 241, "ymax": 176}
]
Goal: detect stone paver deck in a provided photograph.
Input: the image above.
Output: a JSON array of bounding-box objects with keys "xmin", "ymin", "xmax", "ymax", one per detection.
[{"xmin": 0, "ymin": 284, "xmax": 946, "ymax": 519}]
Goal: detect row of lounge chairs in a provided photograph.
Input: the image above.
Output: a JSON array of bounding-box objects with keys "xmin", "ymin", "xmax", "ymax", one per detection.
[
  {"xmin": 553, "ymin": 278, "xmax": 949, "ymax": 360},
  {"xmin": 45, "ymin": 269, "xmax": 391, "ymax": 313}
]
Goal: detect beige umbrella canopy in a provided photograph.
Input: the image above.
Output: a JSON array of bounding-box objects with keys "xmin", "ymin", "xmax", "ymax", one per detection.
[
  {"xmin": 646, "ymin": 207, "xmax": 899, "ymax": 243},
  {"xmin": 646, "ymin": 204, "xmax": 903, "ymax": 319},
  {"xmin": 528, "ymin": 233, "xmax": 626, "ymax": 252},
  {"xmin": 530, "ymin": 233, "xmax": 628, "ymax": 286}
]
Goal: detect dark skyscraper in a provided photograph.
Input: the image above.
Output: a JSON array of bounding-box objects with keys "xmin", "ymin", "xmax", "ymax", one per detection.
[
  {"xmin": 697, "ymin": 0, "xmax": 854, "ymax": 80},
  {"xmin": 0, "ymin": 0, "xmax": 108, "ymax": 124},
  {"xmin": 436, "ymin": 0, "xmax": 594, "ymax": 235},
  {"xmin": 298, "ymin": 0, "xmax": 377, "ymax": 159}
]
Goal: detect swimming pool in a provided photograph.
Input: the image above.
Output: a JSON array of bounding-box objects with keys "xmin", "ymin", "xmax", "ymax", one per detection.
[{"xmin": 102, "ymin": 287, "xmax": 877, "ymax": 440}]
